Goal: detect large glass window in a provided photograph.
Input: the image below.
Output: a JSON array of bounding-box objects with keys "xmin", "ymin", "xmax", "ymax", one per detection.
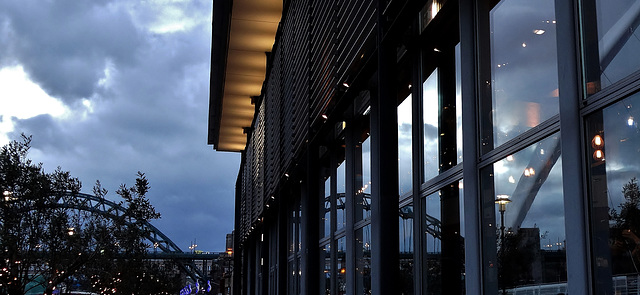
[
  {"xmin": 356, "ymin": 136, "xmax": 372, "ymax": 221},
  {"xmin": 485, "ymin": 0, "xmax": 559, "ymax": 149},
  {"xmin": 336, "ymin": 161, "xmax": 346, "ymax": 231},
  {"xmin": 422, "ymin": 181, "xmax": 465, "ymax": 294},
  {"xmin": 399, "ymin": 204, "xmax": 414, "ymax": 295},
  {"xmin": 482, "ymin": 134, "xmax": 566, "ymax": 293},
  {"xmin": 588, "ymin": 91, "xmax": 640, "ymax": 294},
  {"xmin": 355, "ymin": 225, "xmax": 371, "ymax": 295},
  {"xmin": 399, "ymin": 94, "xmax": 413, "ymax": 196},
  {"xmin": 320, "ymin": 243, "xmax": 331, "ymax": 295},
  {"xmin": 323, "ymin": 176, "xmax": 331, "ymax": 238},
  {"xmin": 582, "ymin": 0, "xmax": 640, "ymax": 95},
  {"xmin": 337, "ymin": 237, "xmax": 347, "ymax": 295},
  {"xmin": 424, "ymin": 69, "xmax": 440, "ymax": 181}
]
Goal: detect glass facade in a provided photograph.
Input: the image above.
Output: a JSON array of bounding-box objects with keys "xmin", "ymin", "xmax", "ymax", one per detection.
[
  {"xmin": 482, "ymin": 134, "xmax": 567, "ymax": 293},
  {"xmin": 582, "ymin": 0, "xmax": 640, "ymax": 95},
  {"xmin": 588, "ymin": 92, "xmax": 640, "ymax": 294},
  {"xmin": 485, "ymin": 0, "xmax": 559, "ymax": 150},
  {"xmin": 399, "ymin": 94, "xmax": 413, "ymax": 196},
  {"xmin": 217, "ymin": 0, "xmax": 640, "ymax": 294}
]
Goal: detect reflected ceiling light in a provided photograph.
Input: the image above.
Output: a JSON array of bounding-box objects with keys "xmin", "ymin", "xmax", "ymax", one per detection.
[
  {"xmin": 628, "ymin": 116, "xmax": 634, "ymax": 126},
  {"xmin": 533, "ymin": 29, "xmax": 545, "ymax": 35},
  {"xmin": 342, "ymin": 82, "xmax": 350, "ymax": 88},
  {"xmin": 522, "ymin": 42, "xmax": 527, "ymax": 48},
  {"xmin": 508, "ymin": 176, "xmax": 516, "ymax": 183},
  {"xmin": 540, "ymin": 148, "xmax": 545, "ymax": 155},
  {"xmin": 593, "ymin": 150, "xmax": 604, "ymax": 161},
  {"xmin": 524, "ymin": 167, "xmax": 535, "ymax": 177},
  {"xmin": 506, "ymin": 155, "xmax": 514, "ymax": 161},
  {"xmin": 591, "ymin": 134, "xmax": 604, "ymax": 149},
  {"xmin": 433, "ymin": 48, "xmax": 441, "ymax": 52},
  {"xmin": 321, "ymin": 114, "xmax": 328, "ymax": 120}
]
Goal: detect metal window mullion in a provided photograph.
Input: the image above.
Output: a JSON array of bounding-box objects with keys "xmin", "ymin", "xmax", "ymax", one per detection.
[
  {"xmin": 411, "ymin": 41, "xmax": 426, "ymax": 295},
  {"xmin": 459, "ymin": 0, "xmax": 485, "ymax": 293},
  {"xmin": 556, "ymin": 0, "xmax": 592, "ymax": 293}
]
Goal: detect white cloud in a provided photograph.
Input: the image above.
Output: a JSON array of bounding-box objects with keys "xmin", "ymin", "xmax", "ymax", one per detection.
[
  {"xmin": 0, "ymin": 65, "xmax": 68, "ymax": 144},
  {"xmin": 125, "ymin": 0, "xmax": 209, "ymax": 34}
]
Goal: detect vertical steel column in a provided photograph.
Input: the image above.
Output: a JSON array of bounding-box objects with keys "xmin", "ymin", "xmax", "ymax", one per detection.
[
  {"xmin": 301, "ymin": 146, "xmax": 320, "ymax": 295},
  {"xmin": 459, "ymin": 0, "xmax": 483, "ymax": 292},
  {"xmin": 555, "ymin": 0, "xmax": 591, "ymax": 293},
  {"xmin": 371, "ymin": 0, "xmax": 400, "ymax": 293},
  {"xmin": 411, "ymin": 40, "xmax": 425, "ymax": 295}
]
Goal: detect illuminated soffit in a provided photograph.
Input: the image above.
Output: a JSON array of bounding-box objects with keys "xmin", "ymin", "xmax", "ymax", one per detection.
[{"xmin": 216, "ymin": 0, "xmax": 281, "ymax": 152}]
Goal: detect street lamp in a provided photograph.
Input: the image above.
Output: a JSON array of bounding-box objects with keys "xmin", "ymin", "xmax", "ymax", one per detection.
[
  {"xmin": 189, "ymin": 240, "xmax": 198, "ymax": 253},
  {"xmin": 495, "ymin": 194, "xmax": 511, "ymax": 241},
  {"xmin": 495, "ymin": 194, "xmax": 511, "ymax": 295}
]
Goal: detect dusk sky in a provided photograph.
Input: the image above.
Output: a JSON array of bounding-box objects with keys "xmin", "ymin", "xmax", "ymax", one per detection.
[{"xmin": 0, "ymin": 0, "xmax": 240, "ymax": 252}]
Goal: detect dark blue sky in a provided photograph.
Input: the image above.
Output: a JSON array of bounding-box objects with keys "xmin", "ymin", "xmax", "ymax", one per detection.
[{"xmin": 0, "ymin": 0, "xmax": 240, "ymax": 252}]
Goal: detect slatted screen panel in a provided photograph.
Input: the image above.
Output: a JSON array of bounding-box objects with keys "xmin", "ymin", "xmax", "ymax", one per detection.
[
  {"xmin": 237, "ymin": 0, "xmax": 378, "ymax": 242},
  {"xmin": 309, "ymin": 0, "xmax": 337, "ymax": 128},
  {"xmin": 335, "ymin": 0, "xmax": 376, "ymax": 83}
]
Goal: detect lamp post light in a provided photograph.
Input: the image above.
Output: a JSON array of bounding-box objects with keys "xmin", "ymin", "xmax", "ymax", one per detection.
[
  {"xmin": 495, "ymin": 194, "xmax": 511, "ymax": 295},
  {"xmin": 189, "ymin": 240, "xmax": 198, "ymax": 253},
  {"xmin": 495, "ymin": 194, "xmax": 511, "ymax": 242}
]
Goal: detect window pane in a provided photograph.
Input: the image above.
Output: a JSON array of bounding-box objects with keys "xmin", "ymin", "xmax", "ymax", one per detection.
[
  {"xmin": 320, "ymin": 243, "xmax": 331, "ymax": 295},
  {"xmin": 482, "ymin": 134, "xmax": 566, "ymax": 293},
  {"xmin": 422, "ymin": 181, "xmax": 465, "ymax": 294},
  {"xmin": 583, "ymin": 0, "xmax": 640, "ymax": 95},
  {"xmin": 323, "ymin": 176, "xmax": 331, "ymax": 238},
  {"xmin": 337, "ymin": 237, "xmax": 347, "ymax": 295},
  {"xmin": 399, "ymin": 94, "xmax": 413, "ymax": 196},
  {"xmin": 486, "ymin": 0, "xmax": 559, "ymax": 149},
  {"xmin": 356, "ymin": 136, "xmax": 372, "ymax": 221},
  {"xmin": 588, "ymin": 92, "xmax": 640, "ymax": 293},
  {"xmin": 356, "ymin": 225, "xmax": 371, "ymax": 295},
  {"xmin": 337, "ymin": 161, "xmax": 346, "ymax": 231},
  {"xmin": 399, "ymin": 204, "xmax": 414, "ymax": 295},
  {"xmin": 424, "ymin": 69, "xmax": 439, "ymax": 182}
]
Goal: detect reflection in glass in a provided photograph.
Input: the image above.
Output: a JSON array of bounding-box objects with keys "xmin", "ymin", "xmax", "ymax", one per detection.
[
  {"xmin": 583, "ymin": 0, "xmax": 640, "ymax": 94},
  {"xmin": 290, "ymin": 209, "xmax": 297, "ymax": 255},
  {"xmin": 321, "ymin": 243, "xmax": 331, "ymax": 295},
  {"xmin": 399, "ymin": 204, "xmax": 414, "ymax": 295},
  {"xmin": 424, "ymin": 69, "xmax": 439, "ymax": 182},
  {"xmin": 356, "ymin": 225, "xmax": 371, "ymax": 295},
  {"xmin": 422, "ymin": 181, "xmax": 465, "ymax": 295},
  {"xmin": 337, "ymin": 237, "xmax": 347, "ymax": 295},
  {"xmin": 487, "ymin": 0, "xmax": 559, "ymax": 148},
  {"xmin": 399, "ymin": 94, "xmax": 413, "ymax": 196},
  {"xmin": 484, "ymin": 134, "xmax": 566, "ymax": 293},
  {"xmin": 356, "ymin": 137, "xmax": 372, "ymax": 221},
  {"xmin": 288, "ymin": 260, "xmax": 296, "ymax": 295},
  {"xmin": 588, "ymin": 92, "xmax": 640, "ymax": 293},
  {"xmin": 337, "ymin": 162, "xmax": 346, "ymax": 231},
  {"xmin": 323, "ymin": 176, "xmax": 331, "ymax": 238}
]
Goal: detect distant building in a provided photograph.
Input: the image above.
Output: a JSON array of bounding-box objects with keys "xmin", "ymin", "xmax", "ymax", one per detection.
[{"xmin": 208, "ymin": 0, "xmax": 640, "ymax": 294}]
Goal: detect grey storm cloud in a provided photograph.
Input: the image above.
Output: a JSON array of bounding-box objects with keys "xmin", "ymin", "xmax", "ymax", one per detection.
[
  {"xmin": 2, "ymin": 0, "xmax": 241, "ymax": 251},
  {"xmin": 0, "ymin": 0, "xmax": 143, "ymax": 102}
]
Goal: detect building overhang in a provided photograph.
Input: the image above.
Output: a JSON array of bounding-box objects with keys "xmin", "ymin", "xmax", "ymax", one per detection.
[{"xmin": 208, "ymin": 0, "xmax": 282, "ymax": 152}]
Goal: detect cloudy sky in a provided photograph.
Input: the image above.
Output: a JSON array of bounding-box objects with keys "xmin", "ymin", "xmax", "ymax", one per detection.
[{"xmin": 0, "ymin": 0, "xmax": 240, "ymax": 252}]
